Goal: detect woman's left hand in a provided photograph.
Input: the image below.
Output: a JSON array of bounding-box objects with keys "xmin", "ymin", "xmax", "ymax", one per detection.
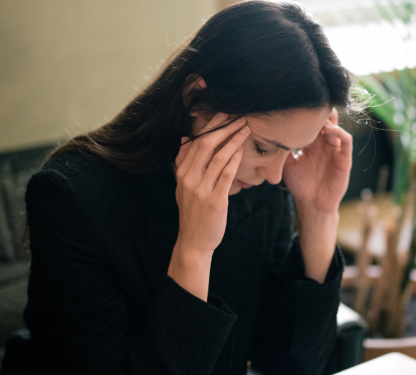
[{"xmin": 282, "ymin": 109, "xmax": 352, "ymax": 214}]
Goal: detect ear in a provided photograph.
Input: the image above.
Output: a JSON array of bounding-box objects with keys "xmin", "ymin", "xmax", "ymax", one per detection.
[
  {"xmin": 183, "ymin": 74, "xmax": 207, "ymax": 114},
  {"xmin": 184, "ymin": 74, "xmax": 207, "ymax": 92}
]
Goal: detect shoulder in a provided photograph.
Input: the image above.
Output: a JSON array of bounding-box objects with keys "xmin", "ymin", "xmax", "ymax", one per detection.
[
  {"xmin": 25, "ymin": 151, "xmax": 163, "ymax": 247},
  {"xmin": 25, "ymin": 151, "xmax": 154, "ymax": 230},
  {"xmin": 39, "ymin": 150, "xmax": 136, "ymax": 191},
  {"xmin": 26, "ymin": 150, "xmax": 176, "ymax": 228},
  {"xmin": 28, "ymin": 150, "xmax": 152, "ymax": 202}
]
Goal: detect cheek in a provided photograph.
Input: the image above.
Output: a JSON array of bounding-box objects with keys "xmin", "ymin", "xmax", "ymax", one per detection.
[
  {"xmin": 238, "ymin": 143, "xmax": 258, "ymax": 171},
  {"xmin": 228, "ymin": 182, "xmax": 241, "ymax": 196},
  {"xmin": 233, "ymin": 146, "xmax": 251, "ymax": 177},
  {"xmin": 232, "ymin": 144, "xmax": 261, "ymax": 184}
]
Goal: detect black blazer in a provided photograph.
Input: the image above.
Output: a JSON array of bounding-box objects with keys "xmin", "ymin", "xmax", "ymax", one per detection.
[{"xmin": 9, "ymin": 151, "xmax": 343, "ymax": 375}]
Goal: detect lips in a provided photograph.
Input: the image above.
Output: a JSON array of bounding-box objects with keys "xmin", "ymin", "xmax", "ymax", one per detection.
[{"xmin": 237, "ymin": 180, "xmax": 254, "ymax": 189}]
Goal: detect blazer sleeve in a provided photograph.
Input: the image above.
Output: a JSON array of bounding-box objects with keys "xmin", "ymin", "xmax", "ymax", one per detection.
[
  {"xmin": 249, "ymin": 188, "xmax": 344, "ymax": 375},
  {"xmin": 25, "ymin": 169, "xmax": 237, "ymax": 375}
]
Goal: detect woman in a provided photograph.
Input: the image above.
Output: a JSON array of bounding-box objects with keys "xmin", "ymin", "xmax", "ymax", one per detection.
[{"xmin": 2, "ymin": 1, "xmax": 361, "ymax": 374}]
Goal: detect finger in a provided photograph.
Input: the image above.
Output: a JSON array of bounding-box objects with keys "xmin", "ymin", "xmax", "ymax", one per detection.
[
  {"xmin": 297, "ymin": 129, "xmax": 325, "ymax": 156},
  {"xmin": 175, "ymin": 137, "xmax": 192, "ymax": 170},
  {"xmin": 213, "ymin": 147, "xmax": 243, "ymax": 196},
  {"xmin": 323, "ymin": 132, "xmax": 341, "ymax": 149},
  {"xmin": 328, "ymin": 107, "xmax": 339, "ymax": 126},
  {"xmin": 322, "ymin": 125, "xmax": 352, "ymax": 157},
  {"xmin": 189, "ymin": 116, "xmax": 248, "ymax": 177},
  {"xmin": 177, "ymin": 112, "xmax": 229, "ymax": 177},
  {"xmin": 197, "ymin": 112, "xmax": 230, "ymax": 135},
  {"xmin": 201, "ymin": 125, "xmax": 251, "ymax": 190}
]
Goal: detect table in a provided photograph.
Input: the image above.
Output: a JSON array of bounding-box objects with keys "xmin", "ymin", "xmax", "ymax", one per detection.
[
  {"xmin": 337, "ymin": 194, "xmax": 411, "ymax": 258},
  {"xmin": 334, "ymin": 352, "xmax": 416, "ymax": 374}
]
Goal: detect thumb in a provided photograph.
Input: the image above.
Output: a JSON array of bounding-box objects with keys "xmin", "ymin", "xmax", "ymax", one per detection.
[
  {"xmin": 282, "ymin": 152, "xmax": 297, "ymax": 182},
  {"xmin": 175, "ymin": 137, "xmax": 192, "ymax": 169},
  {"xmin": 284, "ymin": 151, "xmax": 296, "ymax": 168}
]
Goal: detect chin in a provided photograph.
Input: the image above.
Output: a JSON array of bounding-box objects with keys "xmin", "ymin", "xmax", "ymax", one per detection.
[{"xmin": 228, "ymin": 183, "xmax": 242, "ymax": 196}]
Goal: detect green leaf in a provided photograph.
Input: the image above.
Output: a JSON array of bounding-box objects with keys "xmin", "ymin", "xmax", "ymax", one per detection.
[
  {"xmin": 393, "ymin": 136, "xmax": 411, "ymax": 205},
  {"xmin": 380, "ymin": 72, "xmax": 405, "ymax": 98},
  {"xmin": 359, "ymin": 76, "xmax": 396, "ymax": 129},
  {"xmin": 388, "ymin": 0, "xmax": 406, "ymax": 21},
  {"xmin": 397, "ymin": 69, "xmax": 416, "ymax": 98},
  {"xmin": 375, "ymin": 1, "xmax": 394, "ymax": 23}
]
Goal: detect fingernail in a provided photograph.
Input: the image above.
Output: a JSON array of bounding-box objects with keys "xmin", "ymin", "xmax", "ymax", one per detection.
[
  {"xmin": 235, "ymin": 117, "xmax": 246, "ymax": 124},
  {"xmin": 239, "ymin": 125, "xmax": 249, "ymax": 134}
]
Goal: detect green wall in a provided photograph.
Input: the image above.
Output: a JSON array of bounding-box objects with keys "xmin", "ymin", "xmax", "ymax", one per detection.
[{"xmin": 0, "ymin": 0, "xmax": 216, "ymax": 152}]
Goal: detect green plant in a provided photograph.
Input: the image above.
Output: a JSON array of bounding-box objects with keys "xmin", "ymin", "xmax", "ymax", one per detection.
[{"xmin": 353, "ymin": 0, "xmax": 416, "ymax": 337}]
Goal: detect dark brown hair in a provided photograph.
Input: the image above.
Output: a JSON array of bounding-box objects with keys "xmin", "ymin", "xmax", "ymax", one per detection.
[{"xmin": 45, "ymin": 0, "xmax": 357, "ymax": 173}]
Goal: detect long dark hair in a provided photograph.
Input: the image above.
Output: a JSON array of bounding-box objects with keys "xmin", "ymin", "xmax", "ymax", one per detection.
[{"xmin": 45, "ymin": 0, "xmax": 357, "ymax": 173}]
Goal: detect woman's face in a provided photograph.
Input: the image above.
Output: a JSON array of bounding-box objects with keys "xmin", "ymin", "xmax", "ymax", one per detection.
[{"xmin": 192, "ymin": 105, "xmax": 332, "ymax": 195}]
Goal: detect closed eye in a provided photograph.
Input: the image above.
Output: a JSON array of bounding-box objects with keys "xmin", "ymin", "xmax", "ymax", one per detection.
[{"xmin": 254, "ymin": 143, "xmax": 270, "ymax": 156}]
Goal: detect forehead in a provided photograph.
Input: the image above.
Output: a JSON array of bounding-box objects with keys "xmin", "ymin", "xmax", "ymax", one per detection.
[{"xmin": 246, "ymin": 106, "xmax": 332, "ymax": 148}]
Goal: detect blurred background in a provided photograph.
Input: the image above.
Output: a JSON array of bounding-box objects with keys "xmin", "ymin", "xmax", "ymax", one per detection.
[{"xmin": 0, "ymin": 0, "xmax": 415, "ymax": 371}]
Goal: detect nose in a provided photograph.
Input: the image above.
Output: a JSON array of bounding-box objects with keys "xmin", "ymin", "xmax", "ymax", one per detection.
[{"xmin": 256, "ymin": 156, "xmax": 286, "ymax": 185}]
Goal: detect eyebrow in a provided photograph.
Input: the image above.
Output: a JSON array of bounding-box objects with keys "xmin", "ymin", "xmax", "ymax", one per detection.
[
  {"xmin": 257, "ymin": 136, "xmax": 291, "ymax": 150},
  {"xmin": 256, "ymin": 135, "xmax": 314, "ymax": 151}
]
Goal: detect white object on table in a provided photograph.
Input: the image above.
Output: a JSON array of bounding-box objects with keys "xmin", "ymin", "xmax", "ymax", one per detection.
[
  {"xmin": 336, "ymin": 302, "xmax": 367, "ymax": 332},
  {"xmin": 334, "ymin": 352, "xmax": 416, "ymax": 374}
]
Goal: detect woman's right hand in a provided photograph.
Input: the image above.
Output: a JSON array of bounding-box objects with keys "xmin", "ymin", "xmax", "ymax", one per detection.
[
  {"xmin": 168, "ymin": 112, "xmax": 250, "ymax": 301},
  {"xmin": 174, "ymin": 112, "xmax": 250, "ymax": 260}
]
